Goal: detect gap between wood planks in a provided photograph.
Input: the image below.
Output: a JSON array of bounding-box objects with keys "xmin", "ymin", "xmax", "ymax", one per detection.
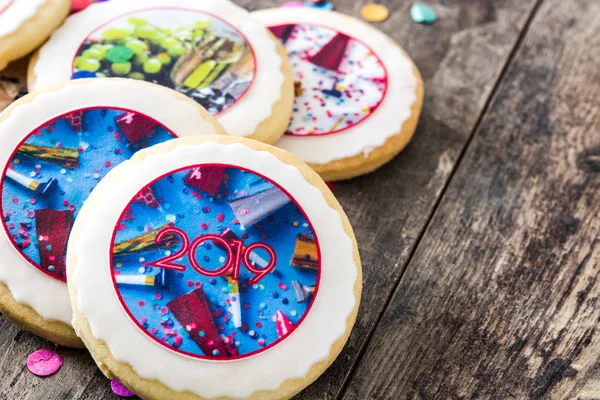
[{"xmin": 333, "ymin": 0, "xmax": 546, "ymax": 398}]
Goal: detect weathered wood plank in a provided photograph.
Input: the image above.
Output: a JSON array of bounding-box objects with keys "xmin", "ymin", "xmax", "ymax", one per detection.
[
  {"xmin": 0, "ymin": 0, "xmax": 538, "ymax": 398},
  {"xmin": 341, "ymin": 0, "xmax": 600, "ymax": 398}
]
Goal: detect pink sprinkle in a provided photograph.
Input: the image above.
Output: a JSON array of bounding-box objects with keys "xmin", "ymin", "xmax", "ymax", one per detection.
[
  {"xmin": 12, "ymin": 198, "xmax": 18, "ymax": 204},
  {"xmin": 29, "ymin": 198, "xmax": 36, "ymax": 204},
  {"xmin": 217, "ymin": 213, "xmax": 224, "ymax": 222},
  {"xmin": 138, "ymin": 300, "xmax": 145, "ymax": 307},
  {"xmin": 63, "ymin": 200, "xmax": 69, "ymax": 206},
  {"xmin": 161, "ymin": 307, "xmax": 168, "ymax": 315},
  {"xmin": 239, "ymin": 209, "xmax": 249, "ymax": 215},
  {"xmin": 111, "ymin": 379, "xmax": 136, "ymax": 397},
  {"xmin": 278, "ymin": 283, "xmax": 288, "ymax": 291},
  {"xmin": 187, "ymin": 280, "xmax": 193, "ymax": 287},
  {"xmin": 258, "ymin": 339, "xmax": 265, "ymax": 346},
  {"xmin": 105, "ymin": 161, "xmax": 112, "ymax": 167},
  {"xmin": 155, "ymin": 293, "xmax": 162, "ymax": 300},
  {"xmin": 27, "ymin": 349, "xmax": 62, "ymax": 377},
  {"xmin": 201, "ymin": 223, "xmax": 208, "ymax": 230}
]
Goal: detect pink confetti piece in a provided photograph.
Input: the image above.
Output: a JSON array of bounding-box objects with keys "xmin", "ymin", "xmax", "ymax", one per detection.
[
  {"xmin": 111, "ymin": 379, "xmax": 136, "ymax": 397},
  {"xmin": 281, "ymin": 1, "xmax": 305, "ymax": 7},
  {"xmin": 27, "ymin": 349, "xmax": 62, "ymax": 377}
]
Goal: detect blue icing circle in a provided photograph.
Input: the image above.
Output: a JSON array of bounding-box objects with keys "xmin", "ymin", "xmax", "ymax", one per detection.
[{"xmin": 111, "ymin": 165, "xmax": 320, "ymax": 360}]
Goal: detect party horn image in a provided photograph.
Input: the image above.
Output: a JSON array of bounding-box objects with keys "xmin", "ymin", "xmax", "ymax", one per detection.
[
  {"xmin": 171, "ymin": 31, "xmax": 250, "ymax": 90},
  {"xmin": 112, "ymin": 225, "xmax": 179, "ymax": 256},
  {"xmin": 115, "ymin": 269, "xmax": 168, "ymax": 287},
  {"xmin": 6, "ymin": 168, "xmax": 58, "ymax": 196}
]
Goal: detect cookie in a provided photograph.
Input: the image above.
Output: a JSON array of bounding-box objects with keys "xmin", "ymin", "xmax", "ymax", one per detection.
[
  {"xmin": 28, "ymin": 0, "xmax": 294, "ymax": 145},
  {"xmin": 0, "ymin": 78, "xmax": 225, "ymax": 347},
  {"xmin": 0, "ymin": 0, "xmax": 70, "ymax": 71},
  {"xmin": 67, "ymin": 135, "xmax": 361, "ymax": 399},
  {"xmin": 253, "ymin": 8, "xmax": 424, "ymax": 181}
]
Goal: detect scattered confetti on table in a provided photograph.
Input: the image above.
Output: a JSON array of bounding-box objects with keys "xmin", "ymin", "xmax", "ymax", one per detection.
[
  {"xmin": 360, "ymin": 3, "xmax": 390, "ymax": 22},
  {"xmin": 410, "ymin": 2, "xmax": 437, "ymax": 24},
  {"xmin": 281, "ymin": 1, "xmax": 305, "ymax": 7},
  {"xmin": 26, "ymin": 349, "xmax": 62, "ymax": 377},
  {"xmin": 111, "ymin": 379, "xmax": 136, "ymax": 398}
]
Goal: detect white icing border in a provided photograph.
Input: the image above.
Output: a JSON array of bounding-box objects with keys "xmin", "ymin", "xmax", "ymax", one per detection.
[
  {"xmin": 253, "ymin": 8, "xmax": 419, "ymax": 164},
  {"xmin": 33, "ymin": 0, "xmax": 284, "ymax": 139},
  {"xmin": 0, "ymin": 79, "xmax": 221, "ymax": 325},
  {"xmin": 71, "ymin": 140, "xmax": 357, "ymax": 398},
  {"xmin": 0, "ymin": 0, "xmax": 46, "ymax": 37}
]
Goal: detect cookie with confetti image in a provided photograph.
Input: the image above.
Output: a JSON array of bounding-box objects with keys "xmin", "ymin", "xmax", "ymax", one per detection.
[
  {"xmin": 28, "ymin": 0, "xmax": 294, "ymax": 145},
  {"xmin": 253, "ymin": 8, "xmax": 424, "ymax": 181},
  {"xmin": 67, "ymin": 135, "xmax": 361, "ymax": 399},
  {"xmin": 0, "ymin": 0, "xmax": 70, "ymax": 71},
  {"xmin": 0, "ymin": 78, "xmax": 225, "ymax": 347}
]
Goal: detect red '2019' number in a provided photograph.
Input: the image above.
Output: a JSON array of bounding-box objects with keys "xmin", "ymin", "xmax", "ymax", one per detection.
[{"xmin": 147, "ymin": 228, "xmax": 276, "ymax": 284}]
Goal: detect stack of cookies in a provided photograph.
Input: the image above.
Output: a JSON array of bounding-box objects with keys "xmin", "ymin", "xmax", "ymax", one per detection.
[{"xmin": 0, "ymin": 0, "xmax": 422, "ymax": 399}]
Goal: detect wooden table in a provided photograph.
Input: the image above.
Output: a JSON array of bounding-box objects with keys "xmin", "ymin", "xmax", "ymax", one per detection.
[{"xmin": 1, "ymin": 0, "xmax": 598, "ymax": 398}]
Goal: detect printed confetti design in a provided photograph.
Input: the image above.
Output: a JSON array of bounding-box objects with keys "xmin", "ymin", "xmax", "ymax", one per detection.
[
  {"xmin": 270, "ymin": 24, "xmax": 388, "ymax": 136},
  {"xmin": 26, "ymin": 349, "xmax": 62, "ymax": 377},
  {"xmin": 1, "ymin": 108, "xmax": 176, "ymax": 282},
  {"xmin": 110, "ymin": 166, "xmax": 320, "ymax": 360}
]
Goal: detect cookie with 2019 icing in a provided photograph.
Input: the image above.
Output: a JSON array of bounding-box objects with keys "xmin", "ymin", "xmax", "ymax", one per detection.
[
  {"xmin": 67, "ymin": 135, "xmax": 361, "ymax": 399},
  {"xmin": 0, "ymin": 0, "xmax": 70, "ymax": 71},
  {"xmin": 0, "ymin": 78, "xmax": 225, "ymax": 348},
  {"xmin": 253, "ymin": 8, "xmax": 424, "ymax": 181},
  {"xmin": 28, "ymin": 0, "xmax": 294, "ymax": 145}
]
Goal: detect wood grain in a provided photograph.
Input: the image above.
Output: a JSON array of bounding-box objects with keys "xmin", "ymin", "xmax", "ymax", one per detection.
[
  {"xmin": 0, "ymin": 0, "xmax": 542, "ymax": 398},
  {"xmin": 341, "ymin": 0, "xmax": 600, "ymax": 398}
]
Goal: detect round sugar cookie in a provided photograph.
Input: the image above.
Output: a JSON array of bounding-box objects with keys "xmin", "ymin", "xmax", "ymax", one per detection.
[
  {"xmin": 28, "ymin": 0, "xmax": 294, "ymax": 144},
  {"xmin": 0, "ymin": 78, "xmax": 225, "ymax": 347},
  {"xmin": 253, "ymin": 8, "xmax": 424, "ymax": 181},
  {"xmin": 67, "ymin": 135, "xmax": 361, "ymax": 399},
  {"xmin": 0, "ymin": 0, "xmax": 70, "ymax": 71}
]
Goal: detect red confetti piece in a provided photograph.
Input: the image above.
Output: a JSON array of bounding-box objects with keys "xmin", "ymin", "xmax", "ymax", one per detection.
[
  {"xmin": 27, "ymin": 349, "xmax": 62, "ymax": 377},
  {"xmin": 110, "ymin": 379, "xmax": 136, "ymax": 398}
]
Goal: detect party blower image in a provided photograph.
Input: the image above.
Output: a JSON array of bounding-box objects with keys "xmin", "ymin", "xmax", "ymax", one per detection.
[
  {"xmin": 110, "ymin": 165, "xmax": 321, "ymax": 360},
  {"xmin": 73, "ymin": 11, "xmax": 255, "ymax": 114}
]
